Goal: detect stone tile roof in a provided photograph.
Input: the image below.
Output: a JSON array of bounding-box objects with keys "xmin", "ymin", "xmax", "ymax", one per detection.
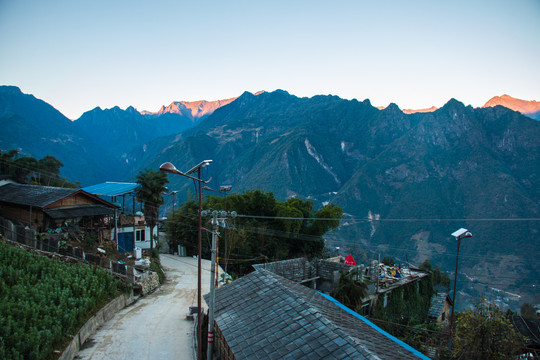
[
  {"xmin": 0, "ymin": 183, "xmax": 78, "ymax": 208},
  {"xmin": 253, "ymin": 258, "xmax": 316, "ymax": 282},
  {"xmin": 207, "ymin": 269, "xmax": 429, "ymax": 359},
  {"xmin": 428, "ymin": 293, "xmax": 450, "ymax": 319}
]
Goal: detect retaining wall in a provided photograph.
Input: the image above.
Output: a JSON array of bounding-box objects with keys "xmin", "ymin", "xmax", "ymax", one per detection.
[{"xmin": 59, "ymin": 291, "xmax": 135, "ymax": 360}]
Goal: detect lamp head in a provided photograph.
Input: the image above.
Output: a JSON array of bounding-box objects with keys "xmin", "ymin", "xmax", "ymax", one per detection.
[
  {"xmin": 160, "ymin": 162, "xmax": 184, "ymax": 175},
  {"xmin": 451, "ymin": 228, "xmax": 472, "ymax": 240}
]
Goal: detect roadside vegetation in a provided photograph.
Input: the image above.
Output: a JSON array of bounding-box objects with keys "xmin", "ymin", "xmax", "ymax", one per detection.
[
  {"xmin": 0, "ymin": 241, "xmax": 128, "ymax": 360},
  {"xmin": 165, "ymin": 189, "xmax": 343, "ymax": 276},
  {"xmin": 0, "ymin": 149, "xmax": 78, "ymax": 188}
]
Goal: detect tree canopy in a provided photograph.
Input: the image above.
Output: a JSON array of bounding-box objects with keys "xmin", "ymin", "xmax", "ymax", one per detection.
[
  {"xmin": 331, "ymin": 268, "xmax": 368, "ymax": 312},
  {"xmin": 0, "ymin": 150, "xmax": 78, "ymax": 187},
  {"xmin": 453, "ymin": 298, "xmax": 523, "ymax": 360},
  {"xmin": 136, "ymin": 169, "xmax": 169, "ymax": 250},
  {"xmin": 166, "ymin": 190, "xmax": 343, "ymax": 275}
]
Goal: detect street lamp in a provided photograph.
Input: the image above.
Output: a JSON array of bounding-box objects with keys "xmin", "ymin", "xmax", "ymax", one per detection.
[
  {"xmin": 449, "ymin": 227, "xmax": 472, "ymax": 350},
  {"xmin": 162, "ymin": 190, "xmax": 178, "ymax": 211},
  {"xmin": 169, "ymin": 190, "xmax": 178, "ymax": 211},
  {"xmin": 160, "ymin": 160, "xmax": 212, "ymax": 360}
]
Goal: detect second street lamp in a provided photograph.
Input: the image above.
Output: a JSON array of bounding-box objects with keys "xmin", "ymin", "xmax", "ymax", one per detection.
[
  {"xmin": 449, "ymin": 227, "xmax": 472, "ymax": 351},
  {"xmin": 159, "ymin": 160, "xmax": 212, "ymax": 360}
]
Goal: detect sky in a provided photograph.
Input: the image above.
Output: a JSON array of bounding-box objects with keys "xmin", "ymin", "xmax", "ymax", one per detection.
[{"xmin": 1, "ymin": 0, "xmax": 539, "ymax": 120}]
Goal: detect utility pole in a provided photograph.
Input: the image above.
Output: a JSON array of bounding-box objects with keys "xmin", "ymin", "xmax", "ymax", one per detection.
[
  {"xmin": 205, "ymin": 209, "xmax": 236, "ymax": 360},
  {"xmin": 207, "ymin": 210, "xmax": 219, "ymax": 360}
]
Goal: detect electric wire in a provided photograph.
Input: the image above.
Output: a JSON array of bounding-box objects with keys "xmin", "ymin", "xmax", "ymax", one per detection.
[{"xmin": 1, "ymin": 156, "xmax": 537, "ymax": 289}]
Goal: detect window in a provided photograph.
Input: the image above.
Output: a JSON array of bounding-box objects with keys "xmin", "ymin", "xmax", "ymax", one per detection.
[{"xmin": 136, "ymin": 229, "xmax": 146, "ymax": 242}]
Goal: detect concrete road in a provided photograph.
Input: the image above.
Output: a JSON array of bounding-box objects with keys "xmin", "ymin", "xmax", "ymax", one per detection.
[{"xmin": 76, "ymin": 255, "xmax": 215, "ymax": 360}]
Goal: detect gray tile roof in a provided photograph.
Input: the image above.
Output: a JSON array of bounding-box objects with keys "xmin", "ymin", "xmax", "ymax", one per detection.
[
  {"xmin": 253, "ymin": 258, "xmax": 317, "ymax": 282},
  {"xmin": 428, "ymin": 293, "xmax": 448, "ymax": 319},
  {"xmin": 206, "ymin": 269, "xmax": 429, "ymax": 360},
  {"xmin": 0, "ymin": 183, "xmax": 78, "ymax": 208},
  {"xmin": 0, "ymin": 183, "xmax": 116, "ymax": 211}
]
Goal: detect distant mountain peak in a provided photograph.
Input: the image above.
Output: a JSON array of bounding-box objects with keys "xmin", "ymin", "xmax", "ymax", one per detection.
[
  {"xmin": 0, "ymin": 85, "xmax": 23, "ymax": 95},
  {"xmin": 483, "ymin": 94, "xmax": 540, "ymax": 119},
  {"xmin": 377, "ymin": 102, "xmax": 438, "ymax": 114},
  {"xmin": 143, "ymin": 96, "xmax": 237, "ymax": 120},
  {"xmin": 384, "ymin": 102, "xmax": 401, "ymax": 113},
  {"xmin": 403, "ymin": 106, "xmax": 438, "ymax": 114}
]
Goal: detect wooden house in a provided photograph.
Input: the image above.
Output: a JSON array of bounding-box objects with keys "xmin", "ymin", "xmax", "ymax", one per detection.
[
  {"xmin": 0, "ymin": 183, "xmax": 117, "ymax": 232},
  {"xmin": 428, "ymin": 292, "xmax": 453, "ymax": 324}
]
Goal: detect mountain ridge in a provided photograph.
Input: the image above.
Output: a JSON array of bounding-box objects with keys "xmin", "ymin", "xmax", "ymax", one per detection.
[
  {"xmin": 131, "ymin": 90, "xmax": 539, "ymax": 310},
  {"xmin": 140, "ymin": 97, "xmax": 238, "ymax": 120},
  {"xmin": 483, "ymin": 94, "xmax": 540, "ymax": 120},
  {"xmin": 1, "ymin": 86, "xmax": 538, "ymax": 309}
]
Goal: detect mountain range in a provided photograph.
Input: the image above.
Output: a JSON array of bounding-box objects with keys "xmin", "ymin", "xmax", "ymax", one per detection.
[
  {"xmin": 1, "ymin": 85, "xmax": 539, "ymax": 309},
  {"xmin": 386, "ymin": 94, "xmax": 540, "ymax": 120}
]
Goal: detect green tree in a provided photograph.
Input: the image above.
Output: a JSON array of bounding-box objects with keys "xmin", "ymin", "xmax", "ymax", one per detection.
[
  {"xmin": 37, "ymin": 155, "xmax": 63, "ymax": 186},
  {"xmin": 0, "ymin": 149, "xmax": 19, "ymax": 174},
  {"xmin": 165, "ymin": 199, "xmax": 199, "ymax": 255},
  {"xmin": 165, "ymin": 190, "xmax": 343, "ymax": 276},
  {"xmin": 136, "ymin": 169, "xmax": 169, "ymax": 251},
  {"xmin": 453, "ymin": 298, "xmax": 523, "ymax": 360},
  {"xmin": 419, "ymin": 259, "xmax": 450, "ymax": 292},
  {"xmin": 382, "ymin": 256, "xmax": 395, "ymax": 266},
  {"xmin": 332, "ymin": 268, "xmax": 368, "ymax": 311},
  {"xmin": 0, "ymin": 150, "xmax": 77, "ymax": 187},
  {"xmin": 13, "ymin": 156, "xmax": 38, "ymax": 183}
]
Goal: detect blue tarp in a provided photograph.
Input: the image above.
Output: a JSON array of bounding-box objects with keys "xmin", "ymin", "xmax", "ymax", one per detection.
[{"xmin": 82, "ymin": 182, "xmax": 139, "ymax": 197}]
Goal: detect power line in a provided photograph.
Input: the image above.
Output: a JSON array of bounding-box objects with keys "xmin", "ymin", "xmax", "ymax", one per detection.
[{"xmin": 239, "ymin": 214, "xmax": 540, "ymax": 222}]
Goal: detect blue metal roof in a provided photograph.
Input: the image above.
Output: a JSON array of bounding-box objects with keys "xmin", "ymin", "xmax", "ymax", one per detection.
[{"xmin": 82, "ymin": 182, "xmax": 139, "ymax": 196}]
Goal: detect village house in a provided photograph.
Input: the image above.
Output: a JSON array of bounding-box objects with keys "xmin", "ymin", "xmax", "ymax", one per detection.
[
  {"xmin": 0, "ymin": 182, "xmax": 116, "ymax": 237},
  {"xmin": 204, "ymin": 269, "xmax": 430, "ymax": 359},
  {"xmin": 428, "ymin": 292, "xmax": 453, "ymax": 324},
  {"xmin": 253, "ymin": 256, "xmax": 429, "ymax": 316},
  {"xmin": 82, "ymin": 182, "xmax": 157, "ymax": 252}
]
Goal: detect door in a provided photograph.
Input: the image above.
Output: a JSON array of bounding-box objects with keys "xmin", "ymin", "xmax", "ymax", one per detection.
[{"xmin": 118, "ymin": 232, "xmax": 134, "ymax": 253}]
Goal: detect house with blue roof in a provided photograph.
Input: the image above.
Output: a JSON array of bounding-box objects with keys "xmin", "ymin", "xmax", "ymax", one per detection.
[{"xmin": 82, "ymin": 182, "xmax": 157, "ymax": 253}]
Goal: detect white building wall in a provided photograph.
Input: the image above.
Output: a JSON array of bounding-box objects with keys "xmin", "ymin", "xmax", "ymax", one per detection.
[{"xmin": 113, "ymin": 225, "xmax": 158, "ymax": 250}]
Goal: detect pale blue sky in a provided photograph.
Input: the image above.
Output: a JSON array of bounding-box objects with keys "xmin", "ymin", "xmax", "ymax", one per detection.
[{"xmin": 1, "ymin": 0, "xmax": 539, "ymax": 119}]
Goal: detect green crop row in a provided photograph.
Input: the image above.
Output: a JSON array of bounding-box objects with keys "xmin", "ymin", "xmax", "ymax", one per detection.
[{"xmin": 0, "ymin": 241, "xmax": 125, "ymax": 359}]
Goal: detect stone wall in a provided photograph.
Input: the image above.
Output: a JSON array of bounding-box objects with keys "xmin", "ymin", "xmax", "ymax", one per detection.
[
  {"xmin": 253, "ymin": 258, "xmax": 316, "ymax": 282},
  {"xmin": 138, "ymin": 272, "xmax": 160, "ymax": 295},
  {"xmin": 314, "ymin": 258, "xmax": 353, "ymax": 280},
  {"xmin": 59, "ymin": 291, "xmax": 135, "ymax": 360}
]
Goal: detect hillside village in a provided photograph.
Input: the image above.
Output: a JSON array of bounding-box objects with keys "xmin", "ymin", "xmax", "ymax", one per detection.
[
  {"xmin": 1, "ymin": 171, "xmax": 536, "ymax": 359},
  {"xmin": 1, "ymin": 87, "xmax": 539, "ymax": 359}
]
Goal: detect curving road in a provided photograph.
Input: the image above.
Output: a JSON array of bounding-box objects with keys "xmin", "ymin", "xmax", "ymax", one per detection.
[{"xmin": 76, "ymin": 255, "xmax": 214, "ymax": 360}]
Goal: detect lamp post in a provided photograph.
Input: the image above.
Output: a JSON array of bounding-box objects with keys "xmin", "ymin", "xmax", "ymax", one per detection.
[
  {"xmin": 203, "ymin": 185, "xmax": 232, "ymax": 278},
  {"xmin": 169, "ymin": 190, "xmax": 178, "ymax": 211},
  {"xmin": 160, "ymin": 160, "xmax": 212, "ymax": 360},
  {"xmin": 449, "ymin": 227, "xmax": 472, "ymax": 350}
]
